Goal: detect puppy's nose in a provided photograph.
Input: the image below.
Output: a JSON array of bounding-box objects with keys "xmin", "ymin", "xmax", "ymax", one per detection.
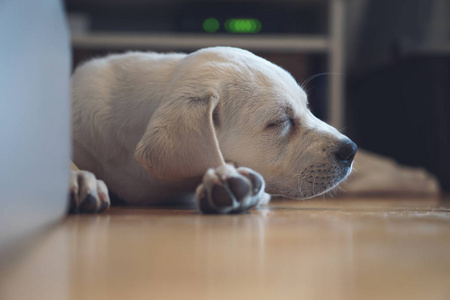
[{"xmin": 336, "ymin": 139, "xmax": 357, "ymax": 163}]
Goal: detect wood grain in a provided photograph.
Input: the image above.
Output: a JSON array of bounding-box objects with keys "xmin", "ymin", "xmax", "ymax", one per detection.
[{"xmin": 1, "ymin": 197, "xmax": 450, "ymax": 300}]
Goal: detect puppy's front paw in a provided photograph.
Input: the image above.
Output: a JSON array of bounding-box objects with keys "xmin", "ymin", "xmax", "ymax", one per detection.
[
  {"xmin": 69, "ymin": 170, "xmax": 110, "ymax": 214},
  {"xmin": 195, "ymin": 164, "xmax": 270, "ymax": 214}
]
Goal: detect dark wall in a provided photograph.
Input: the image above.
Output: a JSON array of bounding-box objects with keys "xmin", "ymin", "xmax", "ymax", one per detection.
[{"xmin": 347, "ymin": 55, "xmax": 450, "ymax": 191}]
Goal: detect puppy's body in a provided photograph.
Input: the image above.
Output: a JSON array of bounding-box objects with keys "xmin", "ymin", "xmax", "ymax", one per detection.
[
  {"xmin": 72, "ymin": 52, "xmax": 189, "ymax": 204},
  {"xmin": 71, "ymin": 47, "xmax": 356, "ymax": 212}
]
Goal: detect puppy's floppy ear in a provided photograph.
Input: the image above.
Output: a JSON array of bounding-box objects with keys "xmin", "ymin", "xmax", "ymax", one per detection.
[{"xmin": 135, "ymin": 90, "xmax": 224, "ymax": 180}]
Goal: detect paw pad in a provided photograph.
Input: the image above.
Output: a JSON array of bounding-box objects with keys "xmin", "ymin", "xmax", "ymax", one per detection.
[
  {"xmin": 196, "ymin": 164, "xmax": 269, "ymax": 214},
  {"xmin": 227, "ymin": 177, "xmax": 250, "ymax": 202}
]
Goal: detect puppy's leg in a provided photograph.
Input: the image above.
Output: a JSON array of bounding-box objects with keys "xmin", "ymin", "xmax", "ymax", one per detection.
[
  {"xmin": 69, "ymin": 170, "xmax": 110, "ymax": 214},
  {"xmin": 195, "ymin": 164, "xmax": 270, "ymax": 214}
]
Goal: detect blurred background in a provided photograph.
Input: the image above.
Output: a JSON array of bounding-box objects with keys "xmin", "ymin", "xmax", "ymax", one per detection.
[{"xmin": 65, "ymin": 0, "xmax": 450, "ymax": 192}]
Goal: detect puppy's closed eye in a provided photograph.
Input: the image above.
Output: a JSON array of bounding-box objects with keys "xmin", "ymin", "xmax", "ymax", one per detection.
[{"xmin": 266, "ymin": 117, "xmax": 295, "ymax": 130}]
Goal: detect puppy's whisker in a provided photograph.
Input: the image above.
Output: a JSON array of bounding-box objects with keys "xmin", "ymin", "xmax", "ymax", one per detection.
[
  {"xmin": 300, "ymin": 72, "xmax": 342, "ymax": 91},
  {"xmin": 322, "ymin": 184, "xmax": 337, "ymax": 199},
  {"xmin": 296, "ymin": 173, "xmax": 303, "ymax": 196},
  {"xmin": 312, "ymin": 174, "xmax": 317, "ymax": 195},
  {"xmin": 302, "ymin": 171, "xmax": 310, "ymax": 197},
  {"xmin": 293, "ymin": 173, "xmax": 305, "ymax": 197},
  {"xmin": 326, "ymin": 189, "xmax": 335, "ymax": 199}
]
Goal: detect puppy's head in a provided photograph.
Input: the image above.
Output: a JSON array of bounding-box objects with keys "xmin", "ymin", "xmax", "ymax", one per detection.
[
  {"xmin": 136, "ymin": 47, "xmax": 356, "ymax": 199},
  {"xmin": 208, "ymin": 48, "xmax": 357, "ymax": 199}
]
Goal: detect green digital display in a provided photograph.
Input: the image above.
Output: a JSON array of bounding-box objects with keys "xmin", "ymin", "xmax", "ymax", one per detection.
[
  {"xmin": 203, "ymin": 18, "xmax": 262, "ymax": 34},
  {"xmin": 203, "ymin": 18, "xmax": 220, "ymax": 33},
  {"xmin": 225, "ymin": 18, "xmax": 262, "ymax": 33}
]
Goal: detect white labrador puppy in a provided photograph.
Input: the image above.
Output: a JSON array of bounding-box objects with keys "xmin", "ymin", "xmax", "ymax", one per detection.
[{"xmin": 70, "ymin": 47, "xmax": 357, "ymax": 214}]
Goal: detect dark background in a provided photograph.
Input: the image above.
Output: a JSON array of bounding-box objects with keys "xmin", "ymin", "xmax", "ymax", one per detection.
[{"xmin": 66, "ymin": 0, "xmax": 450, "ymax": 192}]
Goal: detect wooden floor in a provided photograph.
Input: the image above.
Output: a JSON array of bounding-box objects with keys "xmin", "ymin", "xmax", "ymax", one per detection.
[{"xmin": 1, "ymin": 197, "xmax": 450, "ymax": 300}]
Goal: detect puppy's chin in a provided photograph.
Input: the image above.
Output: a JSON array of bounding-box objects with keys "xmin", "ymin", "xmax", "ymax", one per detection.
[{"xmin": 266, "ymin": 163, "xmax": 353, "ymax": 199}]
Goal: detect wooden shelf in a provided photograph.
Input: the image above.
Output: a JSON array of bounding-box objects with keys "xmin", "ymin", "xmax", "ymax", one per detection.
[{"xmin": 72, "ymin": 33, "xmax": 329, "ymax": 53}]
